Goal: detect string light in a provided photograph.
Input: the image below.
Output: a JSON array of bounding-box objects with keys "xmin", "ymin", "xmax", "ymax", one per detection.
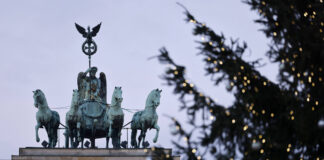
[
  {"xmin": 262, "ymin": 139, "xmax": 266, "ymax": 143},
  {"xmin": 262, "ymin": 110, "xmax": 266, "ymax": 114},
  {"xmin": 243, "ymin": 125, "xmax": 248, "ymax": 131},
  {"xmin": 304, "ymin": 12, "xmax": 308, "ymax": 17},
  {"xmin": 232, "ymin": 119, "xmax": 236, "ymax": 124}
]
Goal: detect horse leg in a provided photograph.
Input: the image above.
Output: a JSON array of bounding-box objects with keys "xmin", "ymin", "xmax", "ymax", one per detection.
[
  {"xmin": 138, "ymin": 130, "xmax": 144, "ymax": 148},
  {"xmin": 142, "ymin": 129, "xmax": 147, "ymax": 148},
  {"xmin": 35, "ymin": 122, "xmax": 41, "ymax": 143},
  {"xmin": 47, "ymin": 125, "xmax": 53, "ymax": 148},
  {"xmin": 118, "ymin": 127, "xmax": 122, "ymax": 148},
  {"xmin": 91, "ymin": 138, "xmax": 95, "ymax": 148},
  {"xmin": 153, "ymin": 123, "xmax": 160, "ymax": 143},
  {"xmin": 64, "ymin": 129, "xmax": 69, "ymax": 148},
  {"xmin": 81, "ymin": 137, "xmax": 84, "ymax": 149},
  {"xmin": 77, "ymin": 122, "xmax": 81, "ymax": 141},
  {"xmin": 108, "ymin": 120, "xmax": 112, "ymax": 138},
  {"xmin": 53, "ymin": 128, "xmax": 58, "ymax": 148},
  {"xmin": 70, "ymin": 128, "xmax": 73, "ymax": 148},
  {"xmin": 106, "ymin": 136, "xmax": 109, "ymax": 149},
  {"xmin": 131, "ymin": 129, "xmax": 137, "ymax": 148}
]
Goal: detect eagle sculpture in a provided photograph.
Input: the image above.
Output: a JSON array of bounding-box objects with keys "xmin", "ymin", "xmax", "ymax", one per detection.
[{"xmin": 75, "ymin": 23, "xmax": 101, "ymax": 42}]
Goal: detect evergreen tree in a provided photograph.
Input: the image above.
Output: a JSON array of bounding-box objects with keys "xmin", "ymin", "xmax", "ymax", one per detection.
[{"xmin": 156, "ymin": 1, "xmax": 324, "ymax": 159}]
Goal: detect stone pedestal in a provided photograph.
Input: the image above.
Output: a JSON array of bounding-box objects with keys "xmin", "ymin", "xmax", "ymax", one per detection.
[{"xmin": 12, "ymin": 147, "xmax": 180, "ymax": 160}]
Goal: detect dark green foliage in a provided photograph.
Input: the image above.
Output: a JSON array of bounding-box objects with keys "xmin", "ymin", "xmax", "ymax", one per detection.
[{"xmin": 156, "ymin": 1, "xmax": 324, "ymax": 159}]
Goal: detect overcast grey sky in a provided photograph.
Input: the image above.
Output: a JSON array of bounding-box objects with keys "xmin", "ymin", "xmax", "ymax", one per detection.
[{"xmin": 0, "ymin": 0, "xmax": 276, "ymax": 159}]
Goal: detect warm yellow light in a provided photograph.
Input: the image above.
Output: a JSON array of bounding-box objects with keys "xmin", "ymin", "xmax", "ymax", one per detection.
[
  {"xmin": 263, "ymin": 81, "xmax": 267, "ymax": 86},
  {"xmin": 260, "ymin": 149, "xmax": 264, "ymax": 154},
  {"xmin": 232, "ymin": 119, "xmax": 236, "ymax": 124},
  {"xmin": 271, "ymin": 113, "xmax": 274, "ymax": 117},
  {"xmin": 291, "ymin": 116, "xmax": 295, "ymax": 120},
  {"xmin": 243, "ymin": 125, "xmax": 248, "ymax": 131},
  {"xmin": 182, "ymin": 83, "xmax": 187, "ymax": 87},
  {"xmin": 174, "ymin": 70, "xmax": 178, "ymax": 75},
  {"xmin": 304, "ymin": 12, "xmax": 308, "ymax": 17},
  {"xmin": 192, "ymin": 149, "xmax": 197, "ymax": 153},
  {"xmin": 262, "ymin": 110, "xmax": 265, "ymax": 114},
  {"xmin": 290, "ymin": 110, "xmax": 294, "ymax": 115},
  {"xmin": 262, "ymin": 139, "xmax": 266, "ymax": 143},
  {"xmin": 242, "ymin": 89, "xmax": 246, "ymax": 93}
]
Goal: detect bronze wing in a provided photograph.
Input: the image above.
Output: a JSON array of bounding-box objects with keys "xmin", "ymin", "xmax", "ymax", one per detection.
[
  {"xmin": 99, "ymin": 72, "xmax": 107, "ymax": 103},
  {"xmin": 91, "ymin": 23, "xmax": 101, "ymax": 37},
  {"xmin": 77, "ymin": 72, "xmax": 86, "ymax": 101},
  {"xmin": 75, "ymin": 23, "xmax": 87, "ymax": 37}
]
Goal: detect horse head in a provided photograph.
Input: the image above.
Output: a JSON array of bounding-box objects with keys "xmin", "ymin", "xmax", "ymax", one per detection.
[
  {"xmin": 33, "ymin": 89, "xmax": 48, "ymax": 108},
  {"xmin": 111, "ymin": 86, "xmax": 123, "ymax": 106},
  {"xmin": 146, "ymin": 88, "xmax": 162, "ymax": 109}
]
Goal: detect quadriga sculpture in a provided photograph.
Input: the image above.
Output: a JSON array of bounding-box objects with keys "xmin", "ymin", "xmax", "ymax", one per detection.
[
  {"xmin": 131, "ymin": 89, "xmax": 162, "ymax": 148},
  {"xmin": 65, "ymin": 89, "xmax": 82, "ymax": 148},
  {"xmin": 33, "ymin": 89, "xmax": 60, "ymax": 148},
  {"xmin": 106, "ymin": 87, "xmax": 124, "ymax": 148}
]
